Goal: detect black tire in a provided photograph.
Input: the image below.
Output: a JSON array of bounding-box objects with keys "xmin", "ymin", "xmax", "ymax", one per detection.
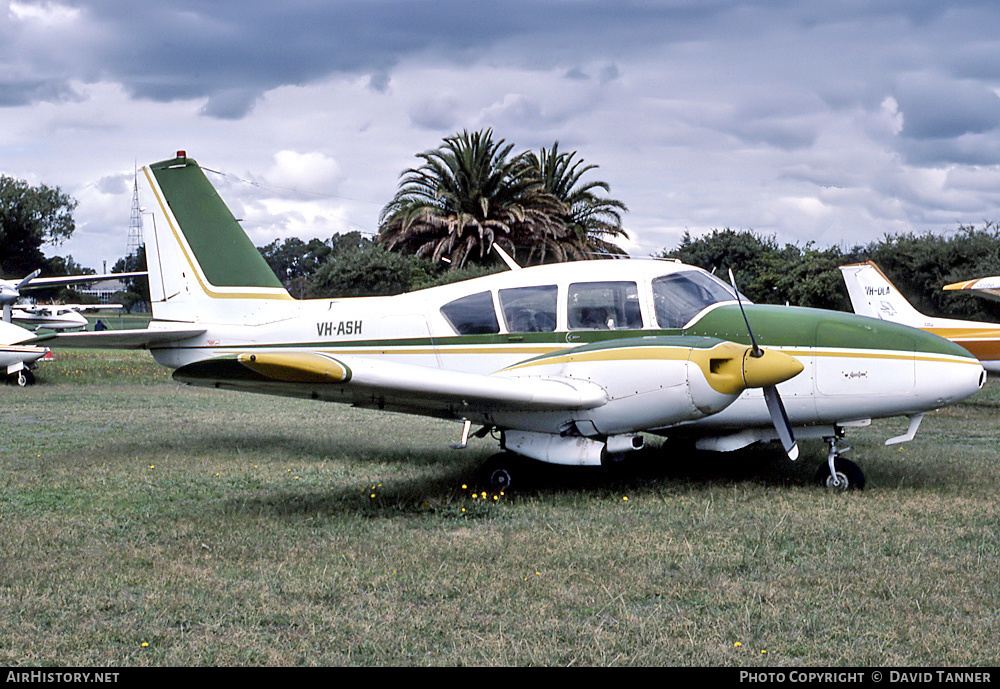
[
  {"xmin": 9, "ymin": 370, "xmax": 33, "ymax": 387},
  {"xmin": 477, "ymin": 453, "xmax": 521, "ymax": 492},
  {"xmin": 815, "ymin": 457, "xmax": 865, "ymax": 491}
]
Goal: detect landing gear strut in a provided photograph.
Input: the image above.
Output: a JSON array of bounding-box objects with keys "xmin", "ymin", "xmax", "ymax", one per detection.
[
  {"xmin": 816, "ymin": 436, "xmax": 865, "ymax": 490},
  {"xmin": 7, "ymin": 369, "xmax": 35, "ymax": 387}
]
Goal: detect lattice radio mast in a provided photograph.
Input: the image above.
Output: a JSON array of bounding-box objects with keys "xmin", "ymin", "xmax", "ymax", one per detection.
[{"xmin": 126, "ymin": 166, "xmax": 144, "ymax": 257}]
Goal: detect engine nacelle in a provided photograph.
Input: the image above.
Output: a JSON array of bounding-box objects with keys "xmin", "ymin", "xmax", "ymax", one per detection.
[{"xmin": 503, "ymin": 430, "xmax": 644, "ymax": 466}]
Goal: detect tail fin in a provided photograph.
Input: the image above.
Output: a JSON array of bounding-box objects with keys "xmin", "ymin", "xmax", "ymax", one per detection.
[
  {"xmin": 838, "ymin": 261, "xmax": 930, "ymax": 326},
  {"xmin": 141, "ymin": 153, "xmax": 291, "ymax": 324}
]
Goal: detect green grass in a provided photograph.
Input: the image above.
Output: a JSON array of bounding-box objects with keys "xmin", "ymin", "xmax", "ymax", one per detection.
[{"xmin": 2, "ymin": 350, "xmax": 998, "ymax": 666}]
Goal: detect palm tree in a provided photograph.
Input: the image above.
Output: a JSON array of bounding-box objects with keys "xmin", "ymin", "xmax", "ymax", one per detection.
[
  {"xmin": 378, "ymin": 129, "xmax": 580, "ymax": 269},
  {"xmin": 525, "ymin": 142, "xmax": 629, "ymax": 257}
]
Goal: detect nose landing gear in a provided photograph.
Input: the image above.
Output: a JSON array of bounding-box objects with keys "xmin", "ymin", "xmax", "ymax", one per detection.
[{"xmin": 816, "ymin": 436, "xmax": 865, "ymax": 490}]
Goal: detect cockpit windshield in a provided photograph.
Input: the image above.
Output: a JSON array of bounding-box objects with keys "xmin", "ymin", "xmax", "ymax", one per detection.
[{"xmin": 652, "ymin": 270, "xmax": 737, "ymax": 328}]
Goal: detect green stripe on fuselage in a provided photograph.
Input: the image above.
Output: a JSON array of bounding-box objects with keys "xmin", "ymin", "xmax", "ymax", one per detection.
[{"xmin": 148, "ymin": 156, "xmax": 285, "ymax": 290}]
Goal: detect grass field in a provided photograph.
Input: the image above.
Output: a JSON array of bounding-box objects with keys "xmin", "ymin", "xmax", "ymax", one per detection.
[{"xmin": 2, "ymin": 350, "xmax": 998, "ymax": 666}]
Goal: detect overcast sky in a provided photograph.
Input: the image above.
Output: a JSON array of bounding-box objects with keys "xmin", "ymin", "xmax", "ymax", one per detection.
[{"xmin": 3, "ymin": 0, "xmax": 1000, "ymax": 274}]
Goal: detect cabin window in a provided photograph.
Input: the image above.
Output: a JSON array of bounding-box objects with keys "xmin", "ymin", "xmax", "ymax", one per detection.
[
  {"xmin": 440, "ymin": 291, "xmax": 500, "ymax": 335},
  {"xmin": 499, "ymin": 285, "xmax": 558, "ymax": 333},
  {"xmin": 652, "ymin": 271, "xmax": 735, "ymax": 328},
  {"xmin": 568, "ymin": 281, "xmax": 642, "ymax": 330}
]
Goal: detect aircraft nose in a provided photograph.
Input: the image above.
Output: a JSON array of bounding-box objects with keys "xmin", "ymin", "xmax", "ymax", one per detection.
[{"xmin": 921, "ymin": 355, "xmax": 986, "ymax": 407}]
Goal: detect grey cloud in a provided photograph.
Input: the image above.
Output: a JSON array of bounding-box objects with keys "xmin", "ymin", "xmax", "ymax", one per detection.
[
  {"xmin": 1, "ymin": 0, "xmax": 737, "ymax": 119},
  {"xmin": 409, "ymin": 97, "xmax": 460, "ymax": 131},
  {"xmin": 199, "ymin": 89, "xmax": 262, "ymax": 120},
  {"xmin": 895, "ymin": 74, "xmax": 1000, "ymax": 141}
]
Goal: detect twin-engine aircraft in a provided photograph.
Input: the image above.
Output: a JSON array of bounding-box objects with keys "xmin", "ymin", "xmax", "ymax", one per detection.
[
  {"xmin": 840, "ymin": 261, "xmax": 1000, "ymax": 374},
  {"xmin": 32, "ymin": 154, "xmax": 986, "ymax": 490}
]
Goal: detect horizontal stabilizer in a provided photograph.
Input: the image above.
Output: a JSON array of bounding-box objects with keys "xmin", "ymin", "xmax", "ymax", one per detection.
[{"xmin": 943, "ymin": 276, "xmax": 1000, "ymax": 302}]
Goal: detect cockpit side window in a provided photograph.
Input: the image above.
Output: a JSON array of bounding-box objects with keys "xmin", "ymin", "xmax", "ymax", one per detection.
[
  {"xmin": 440, "ymin": 291, "xmax": 500, "ymax": 335},
  {"xmin": 499, "ymin": 285, "xmax": 558, "ymax": 333},
  {"xmin": 652, "ymin": 271, "xmax": 735, "ymax": 328},
  {"xmin": 568, "ymin": 281, "xmax": 642, "ymax": 330}
]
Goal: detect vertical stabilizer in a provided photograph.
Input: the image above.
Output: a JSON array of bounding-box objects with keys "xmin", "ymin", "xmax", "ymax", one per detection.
[
  {"xmin": 838, "ymin": 261, "xmax": 932, "ymax": 326},
  {"xmin": 141, "ymin": 153, "xmax": 292, "ymax": 324}
]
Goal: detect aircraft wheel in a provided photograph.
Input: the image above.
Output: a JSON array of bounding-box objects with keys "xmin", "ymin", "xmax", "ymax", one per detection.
[
  {"xmin": 478, "ymin": 453, "xmax": 520, "ymax": 492},
  {"xmin": 815, "ymin": 457, "xmax": 865, "ymax": 491},
  {"xmin": 9, "ymin": 370, "xmax": 34, "ymax": 387}
]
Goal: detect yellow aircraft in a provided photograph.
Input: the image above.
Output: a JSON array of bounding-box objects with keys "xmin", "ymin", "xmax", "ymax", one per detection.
[
  {"xmin": 33, "ymin": 154, "xmax": 986, "ymax": 490},
  {"xmin": 840, "ymin": 261, "xmax": 1000, "ymax": 374}
]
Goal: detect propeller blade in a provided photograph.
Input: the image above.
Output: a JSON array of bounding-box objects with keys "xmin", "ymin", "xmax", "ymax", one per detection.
[
  {"xmin": 728, "ymin": 268, "xmax": 798, "ymax": 460},
  {"xmin": 727, "ymin": 268, "xmax": 762, "ymax": 357},
  {"xmin": 764, "ymin": 385, "xmax": 799, "ymax": 460},
  {"xmin": 16, "ymin": 270, "xmax": 41, "ymax": 290}
]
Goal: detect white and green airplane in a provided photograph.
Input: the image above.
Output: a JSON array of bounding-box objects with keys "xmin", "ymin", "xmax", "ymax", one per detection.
[{"xmin": 32, "ymin": 153, "xmax": 987, "ymax": 490}]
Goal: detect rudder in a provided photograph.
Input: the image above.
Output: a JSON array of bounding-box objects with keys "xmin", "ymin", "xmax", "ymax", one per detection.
[{"xmin": 141, "ymin": 152, "xmax": 292, "ymax": 324}]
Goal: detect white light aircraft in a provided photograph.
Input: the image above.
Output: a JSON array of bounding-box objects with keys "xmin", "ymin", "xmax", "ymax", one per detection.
[
  {"xmin": 1, "ymin": 271, "xmax": 144, "ymax": 323},
  {"xmin": 1, "ymin": 320, "xmax": 47, "ymax": 386},
  {"xmin": 12, "ymin": 303, "xmax": 124, "ymax": 331},
  {"xmin": 840, "ymin": 261, "xmax": 1000, "ymax": 374},
  {"xmin": 33, "ymin": 154, "xmax": 987, "ymax": 490}
]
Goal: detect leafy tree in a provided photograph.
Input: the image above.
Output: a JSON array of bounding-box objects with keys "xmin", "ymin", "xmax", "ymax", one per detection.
[
  {"xmin": 0, "ymin": 176, "xmax": 77, "ymax": 277},
  {"xmin": 525, "ymin": 142, "xmax": 628, "ymax": 257},
  {"xmin": 307, "ymin": 232, "xmax": 416, "ymax": 298},
  {"xmin": 378, "ymin": 129, "xmax": 576, "ymax": 269},
  {"xmin": 258, "ymin": 237, "xmax": 333, "ymax": 298},
  {"xmin": 656, "ymin": 223, "xmax": 1000, "ymax": 319},
  {"xmin": 659, "ymin": 228, "xmax": 787, "ymax": 303}
]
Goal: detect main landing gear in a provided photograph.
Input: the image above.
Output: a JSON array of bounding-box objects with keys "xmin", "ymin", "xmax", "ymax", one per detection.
[
  {"xmin": 6, "ymin": 369, "xmax": 35, "ymax": 387},
  {"xmin": 477, "ymin": 452, "xmax": 524, "ymax": 492},
  {"xmin": 815, "ymin": 436, "xmax": 865, "ymax": 491}
]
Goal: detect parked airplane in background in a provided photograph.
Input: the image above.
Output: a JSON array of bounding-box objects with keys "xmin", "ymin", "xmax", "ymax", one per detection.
[
  {"xmin": 1, "ymin": 270, "xmax": 143, "ymax": 325},
  {"xmin": 0, "ymin": 320, "xmax": 47, "ymax": 386},
  {"xmin": 840, "ymin": 261, "xmax": 1000, "ymax": 374},
  {"xmin": 12, "ymin": 303, "xmax": 123, "ymax": 331},
  {"xmin": 32, "ymin": 154, "xmax": 986, "ymax": 490},
  {"xmin": 942, "ymin": 275, "xmax": 1000, "ymax": 302}
]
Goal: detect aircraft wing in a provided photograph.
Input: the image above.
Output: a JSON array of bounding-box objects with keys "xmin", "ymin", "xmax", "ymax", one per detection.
[
  {"xmin": 174, "ymin": 351, "xmax": 609, "ymax": 415},
  {"xmin": 943, "ymin": 276, "xmax": 1000, "ymax": 302},
  {"xmin": 18, "ymin": 271, "xmax": 147, "ymax": 291},
  {"xmin": 23, "ymin": 326, "xmax": 206, "ymax": 349},
  {"xmin": 74, "ymin": 304, "xmax": 124, "ymax": 312}
]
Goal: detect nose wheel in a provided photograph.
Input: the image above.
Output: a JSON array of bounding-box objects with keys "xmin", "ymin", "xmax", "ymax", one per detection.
[{"xmin": 816, "ymin": 437, "xmax": 865, "ymax": 490}]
